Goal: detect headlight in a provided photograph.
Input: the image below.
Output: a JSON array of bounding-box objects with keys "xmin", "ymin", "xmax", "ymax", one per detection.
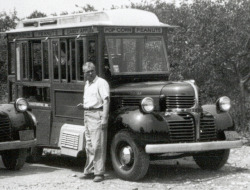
[
  {"xmin": 15, "ymin": 98, "xmax": 29, "ymax": 112},
  {"xmin": 216, "ymin": 96, "xmax": 231, "ymax": 112},
  {"xmin": 141, "ymin": 97, "xmax": 154, "ymax": 113}
]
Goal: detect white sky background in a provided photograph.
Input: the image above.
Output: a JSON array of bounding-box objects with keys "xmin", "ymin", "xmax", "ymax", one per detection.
[{"xmin": 0, "ymin": 0, "xmax": 178, "ymax": 19}]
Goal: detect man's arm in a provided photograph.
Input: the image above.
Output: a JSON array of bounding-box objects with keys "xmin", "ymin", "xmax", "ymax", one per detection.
[{"xmin": 101, "ymin": 97, "xmax": 110, "ymax": 129}]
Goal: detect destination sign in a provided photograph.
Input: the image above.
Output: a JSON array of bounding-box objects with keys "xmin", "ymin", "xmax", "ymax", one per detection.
[
  {"xmin": 135, "ymin": 27, "xmax": 162, "ymax": 33},
  {"xmin": 64, "ymin": 27, "xmax": 94, "ymax": 35},
  {"xmin": 104, "ymin": 27, "xmax": 133, "ymax": 33},
  {"xmin": 34, "ymin": 30, "xmax": 63, "ymax": 37},
  {"xmin": 8, "ymin": 32, "xmax": 33, "ymax": 40}
]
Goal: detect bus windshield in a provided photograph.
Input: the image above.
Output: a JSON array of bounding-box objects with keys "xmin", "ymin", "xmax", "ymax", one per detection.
[{"xmin": 105, "ymin": 36, "xmax": 169, "ymax": 75}]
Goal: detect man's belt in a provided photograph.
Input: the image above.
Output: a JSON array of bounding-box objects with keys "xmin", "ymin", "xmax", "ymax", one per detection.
[{"xmin": 84, "ymin": 106, "xmax": 103, "ymax": 111}]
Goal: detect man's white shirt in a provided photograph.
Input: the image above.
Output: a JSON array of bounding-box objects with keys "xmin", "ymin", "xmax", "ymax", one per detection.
[{"xmin": 83, "ymin": 76, "xmax": 110, "ymax": 109}]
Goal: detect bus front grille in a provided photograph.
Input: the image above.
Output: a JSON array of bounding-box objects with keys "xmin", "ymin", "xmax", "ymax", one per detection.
[
  {"xmin": 0, "ymin": 113, "xmax": 12, "ymax": 142},
  {"xmin": 121, "ymin": 98, "xmax": 141, "ymax": 107},
  {"xmin": 166, "ymin": 96, "xmax": 195, "ymax": 109},
  {"xmin": 200, "ymin": 115, "xmax": 217, "ymax": 141},
  {"xmin": 60, "ymin": 132, "xmax": 80, "ymax": 150},
  {"xmin": 168, "ymin": 114, "xmax": 195, "ymax": 142}
]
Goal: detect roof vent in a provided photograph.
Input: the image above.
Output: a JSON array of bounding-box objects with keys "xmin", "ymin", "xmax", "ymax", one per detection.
[
  {"xmin": 40, "ymin": 20, "xmax": 57, "ymax": 26},
  {"xmin": 23, "ymin": 22, "xmax": 38, "ymax": 27}
]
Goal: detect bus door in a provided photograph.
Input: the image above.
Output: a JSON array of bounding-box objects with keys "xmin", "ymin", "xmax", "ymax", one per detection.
[
  {"xmin": 50, "ymin": 36, "xmax": 98, "ymax": 146},
  {"xmin": 14, "ymin": 39, "xmax": 52, "ymax": 146}
]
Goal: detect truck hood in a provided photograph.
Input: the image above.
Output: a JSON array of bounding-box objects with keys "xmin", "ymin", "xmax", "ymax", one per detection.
[{"xmin": 111, "ymin": 81, "xmax": 195, "ymax": 97}]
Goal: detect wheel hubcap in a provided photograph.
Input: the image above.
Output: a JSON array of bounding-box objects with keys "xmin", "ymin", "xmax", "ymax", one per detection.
[{"xmin": 119, "ymin": 146, "xmax": 133, "ymax": 166}]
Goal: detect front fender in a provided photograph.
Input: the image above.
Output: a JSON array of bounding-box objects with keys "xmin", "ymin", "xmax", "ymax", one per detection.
[
  {"xmin": 110, "ymin": 107, "xmax": 168, "ymax": 133},
  {"xmin": 202, "ymin": 104, "xmax": 234, "ymax": 130},
  {"xmin": 0, "ymin": 104, "xmax": 36, "ymax": 131}
]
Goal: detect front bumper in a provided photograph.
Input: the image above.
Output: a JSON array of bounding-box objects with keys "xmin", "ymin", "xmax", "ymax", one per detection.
[
  {"xmin": 145, "ymin": 140, "xmax": 244, "ymax": 154},
  {"xmin": 0, "ymin": 139, "xmax": 37, "ymax": 151}
]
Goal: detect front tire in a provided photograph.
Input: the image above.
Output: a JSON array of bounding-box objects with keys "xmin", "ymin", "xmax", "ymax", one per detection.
[
  {"xmin": 193, "ymin": 149, "xmax": 230, "ymax": 170},
  {"xmin": 26, "ymin": 147, "xmax": 43, "ymax": 163},
  {"xmin": 111, "ymin": 130, "xmax": 150, "ymax": 181},
  {"xmin": 1, "ymin": 149, "xmax": 27, "ymax": 170}
]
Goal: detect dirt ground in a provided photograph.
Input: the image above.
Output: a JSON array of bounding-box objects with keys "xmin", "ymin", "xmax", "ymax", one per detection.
[{"xmin": 0, "ymin": 145, "xmax": 249, "ymax": 190}]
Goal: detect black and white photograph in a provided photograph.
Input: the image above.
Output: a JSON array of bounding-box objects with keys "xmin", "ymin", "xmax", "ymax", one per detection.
[{"xmin": 0, "ymin": 0, "xmax": 249, "ymax": 189}]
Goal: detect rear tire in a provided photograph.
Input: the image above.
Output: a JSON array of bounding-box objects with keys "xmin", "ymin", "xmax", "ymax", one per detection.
[
  {"xmin": 193, "ymin": 149, "xmax": 230, "ymax": 170},
  {"xmin": 2, "ymin": 149, "xmax": 27, "ymax": 170},
  {"xmin": 111, "ymin": 130, "xmax": 150, "ymax": 181}
]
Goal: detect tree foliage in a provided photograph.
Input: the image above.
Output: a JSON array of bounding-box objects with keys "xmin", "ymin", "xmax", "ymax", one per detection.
[
  {"xmin": 129, "ymin": 0, "xmax": 250, "ymax": 130},
  {"xmin": 0, "ymin": 10, "xmax": 18, "ymax": 101},
  {"xmin": 27, "ymin": 10, "xmax": 47, "ymax": 19},
  {"xmin": 0, "ymin": 10, "xmax": 18, "ymax": 32},
  {"xmin": 75, "ymin": 4, "xmax": 97, "ymax": 12}
]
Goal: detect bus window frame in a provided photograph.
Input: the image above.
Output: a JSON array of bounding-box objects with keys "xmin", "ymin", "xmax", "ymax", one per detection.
[
  {"xmin": 15, "ymin": 40, "xmax": 30, "ymax": 81},
  {"xmin": 15, "ymin": 42, "xmax": 21, "ymax": 81}
]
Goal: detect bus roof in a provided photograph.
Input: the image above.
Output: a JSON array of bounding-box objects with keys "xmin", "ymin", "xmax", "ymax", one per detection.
[{"xmin": 7, "ymin": 9, "xmax": 175, "ymax": 33}]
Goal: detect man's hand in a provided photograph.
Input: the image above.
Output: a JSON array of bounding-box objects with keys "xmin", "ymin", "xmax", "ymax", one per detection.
[
  {"xmin": 101, "ymin": 123, "xmax": 108, "ymax": 129},
  {"xmin": 101, "ymin": 117, "xmax": 108, "ymax": 129}
]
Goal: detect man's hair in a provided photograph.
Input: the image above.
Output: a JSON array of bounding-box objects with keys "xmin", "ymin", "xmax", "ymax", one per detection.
[{"xmin": 82, "ymin": 62, "xmax": 95, "ymax": 72}]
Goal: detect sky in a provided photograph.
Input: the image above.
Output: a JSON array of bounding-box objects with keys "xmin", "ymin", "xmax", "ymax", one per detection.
[{"xmin": 0, "ymin": 0, "xmax": 177, "ymax": 19}]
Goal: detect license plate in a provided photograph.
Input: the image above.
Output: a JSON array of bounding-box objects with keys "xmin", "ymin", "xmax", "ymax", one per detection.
[{"xmin": 224, "ymin": 131, "xmax": 240, "ymax": 140}]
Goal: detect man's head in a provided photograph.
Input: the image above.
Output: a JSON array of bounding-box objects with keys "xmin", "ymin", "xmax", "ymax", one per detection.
[{"xmin": 82, "ymin": 62, "xmax": 96, "ymax": 82}]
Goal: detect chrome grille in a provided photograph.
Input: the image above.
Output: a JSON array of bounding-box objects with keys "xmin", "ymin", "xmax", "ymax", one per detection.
[
  {"xmin": 168, "ymin": 114, "xmax": 195, "ymax": 142},
  {"xmin": 0, "ymin": 113, "xmax": 12, "ymax": 142},
  {"xmin": 200, "ymin": 115, "xmax": 217, "ymax": 141},
  {"xmin": 60, "ymin": 132, "xmax": 79, "ymax": 150},
  {"xmin": 121, "ymin": 98, "xmax": 141, "ymax": 107},
  {"xmin": 166, "ymin": 96, "xmax": 195, "ymax": 109}
]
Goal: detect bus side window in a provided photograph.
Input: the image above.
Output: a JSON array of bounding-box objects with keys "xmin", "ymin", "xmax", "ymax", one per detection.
[
  {"xmin": 21, "ymin": 42, "xmax": 29, "ymax": 80},
  {"xmin": 70, "ymin": 39, "xmax": 76, "ymax": 81},
  {"xmin": 42, "ymin": 41, "xmax": 49, "ymax": 80},
  {"xmin": 52, "ymin": 40, "xmax": 59, "ymax": 80},
  {"xmin": 9, "ymin": 43, "xmax": 15, "ymax": 75},
  {"xmin": 76, "ymin": 39, "xmax": 85, "ymax": 81},
  {"xmin": 60, "ymin": 41, "xmax": 67, "ymax": 81},
  {"xmin": 87, "ymin": 40, "xmax": 96, "ymax": 64},
  {"xmin": 32, "ymin": 42, "xmax": 42, "ymax": 81}
]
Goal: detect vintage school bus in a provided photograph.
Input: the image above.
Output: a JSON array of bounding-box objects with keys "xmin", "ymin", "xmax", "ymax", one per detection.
[{"xmin": 5, "ymin": 9, "xmax": 244, "ymax": 180}]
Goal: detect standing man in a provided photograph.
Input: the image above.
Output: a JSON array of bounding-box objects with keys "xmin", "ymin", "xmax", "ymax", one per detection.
[{"xmin": 79, "ymin": 62, "xmax": 110, "ymax": 182}]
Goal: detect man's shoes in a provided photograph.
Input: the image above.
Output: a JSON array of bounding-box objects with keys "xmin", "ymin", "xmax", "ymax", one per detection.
[
  {"xmin": 81, "ymin": 173, "xmax": 94, "ymax": 179},
  {"xmin": 93, "ymin": 175, "xmax": 104, "ymax": 182}
]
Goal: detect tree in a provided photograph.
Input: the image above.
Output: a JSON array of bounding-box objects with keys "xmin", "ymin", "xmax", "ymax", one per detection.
[
  {"xmin": 75, "ymin": 4, "xmax": 97, "ymax": 12},
  {"xmin": 27, "ymin": 10, "xmax": 47, "ymax": 19},
  {"xmin": 0, "ymin": 10, "xmax": 18, "ymax": 32},
  {"xmin": 60, "ymin": 11, "xmax": 69, "ymax": 16},
  {"xmin": 129, "ymin": 0, "xmax": 250, "ymax": 131},
  {"xmin": 0, "ymin": 10, "xmax": 19, "ymax": 101}
]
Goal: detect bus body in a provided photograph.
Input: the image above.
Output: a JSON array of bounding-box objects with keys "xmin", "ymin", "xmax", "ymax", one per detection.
[{"xmin": 5, "ymin": 9, "xmax": 243, "ymax": 180}]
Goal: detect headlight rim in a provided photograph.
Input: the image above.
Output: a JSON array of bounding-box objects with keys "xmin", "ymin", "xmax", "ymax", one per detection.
[
  {"xmin": 15, "ymin": 98, "xmax": 29, "ymax": 112},
  {"xmin": 216, "ymin": 96, "xmax": 231, "ymax": 112},
  {"xmin": 141, "ymin": 97, "xmax": 155, "ymax": 113}
]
